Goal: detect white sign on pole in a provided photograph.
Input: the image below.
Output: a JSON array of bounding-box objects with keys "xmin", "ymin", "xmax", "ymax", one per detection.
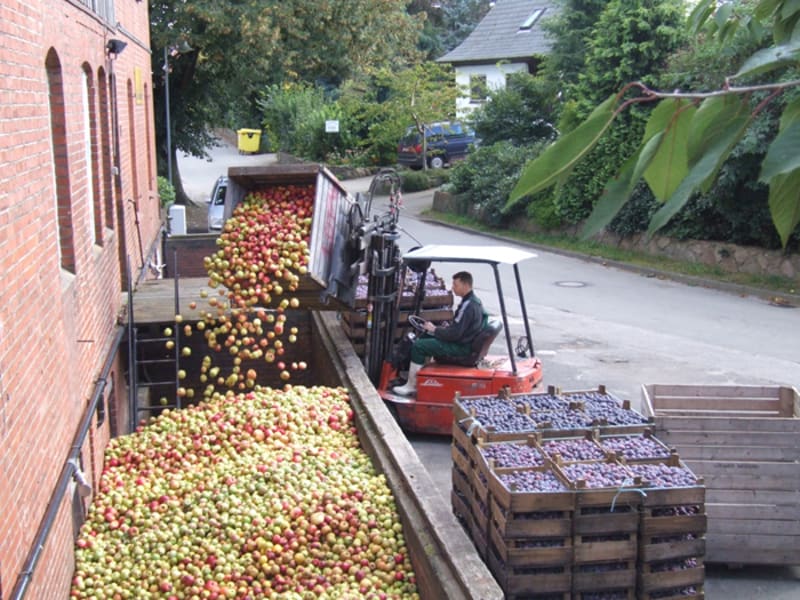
[{"xmin": 325, "ymin": 120, "xmax": 340, "ymax": 133}]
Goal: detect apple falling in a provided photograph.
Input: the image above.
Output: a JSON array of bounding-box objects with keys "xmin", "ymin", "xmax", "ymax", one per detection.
[
  {"xmin": 71, "ymin": 386, "xmax": 419, "ymax": 599},
  {"xmin": 191, "ymin": 184, "xmax": 315, "ymax": 390}
]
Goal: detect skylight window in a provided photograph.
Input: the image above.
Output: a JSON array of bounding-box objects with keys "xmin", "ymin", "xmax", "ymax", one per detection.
[{"xmin": 520, "ymin": 7, "xmax": 545, "ymax": 30}]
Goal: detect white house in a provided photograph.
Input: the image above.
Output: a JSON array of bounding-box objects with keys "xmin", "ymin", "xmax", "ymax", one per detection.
[{"xmin": 437, "ymin": 1, "xmax": 557, "ymax": 117}]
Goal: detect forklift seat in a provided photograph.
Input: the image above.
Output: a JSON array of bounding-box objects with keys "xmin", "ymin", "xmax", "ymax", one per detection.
[{"xmin": 435, "ymin": 318, "xmax": 503, "ymax": 367}]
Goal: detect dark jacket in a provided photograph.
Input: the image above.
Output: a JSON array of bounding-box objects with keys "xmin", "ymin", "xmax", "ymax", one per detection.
[{"xmin": 434, "ymin": 290, "xmax": 485, "ymax": 345}]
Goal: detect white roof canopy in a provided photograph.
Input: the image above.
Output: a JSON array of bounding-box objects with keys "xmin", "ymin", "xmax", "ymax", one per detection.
[{"xmin": 402, "ymin": 245, "xmax": 537, "ymax": 267}]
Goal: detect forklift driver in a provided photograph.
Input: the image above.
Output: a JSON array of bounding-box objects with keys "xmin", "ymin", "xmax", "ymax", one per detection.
[{"xmin": 393, "ymin": 271, "xmax": 487, "ymax": 396}]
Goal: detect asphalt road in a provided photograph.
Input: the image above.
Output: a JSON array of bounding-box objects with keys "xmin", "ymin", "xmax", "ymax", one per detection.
[{"xmin": 178, "ymin": 140, "xmax": 800, "ymax": 598}]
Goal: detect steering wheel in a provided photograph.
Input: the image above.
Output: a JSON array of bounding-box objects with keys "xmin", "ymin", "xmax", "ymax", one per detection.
[{"xmin": 407, "ymin": 315, "xmax": 428, "ymax": 333}]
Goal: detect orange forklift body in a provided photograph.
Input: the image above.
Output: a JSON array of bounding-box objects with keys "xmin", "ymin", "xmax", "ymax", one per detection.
[{"xmin": 378, "ymin": 355, "xmax": 543, "ymax": 435}]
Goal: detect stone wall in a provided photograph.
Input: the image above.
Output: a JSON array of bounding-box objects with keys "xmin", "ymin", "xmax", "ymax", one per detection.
[{"xmin": 433, "ymin": 191, "xmax": 800, "ymax": 282}]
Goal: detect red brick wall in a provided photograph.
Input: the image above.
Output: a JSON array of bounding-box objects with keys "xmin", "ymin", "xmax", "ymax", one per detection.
[{"xmin": 0, "ymin": 1, "xmax": 160, "ymax": 597}]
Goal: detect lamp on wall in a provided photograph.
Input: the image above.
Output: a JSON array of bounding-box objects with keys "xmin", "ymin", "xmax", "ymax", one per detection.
[{"xmin": 106, "ymin": 38, "xmax": 128, "ymax": 58}]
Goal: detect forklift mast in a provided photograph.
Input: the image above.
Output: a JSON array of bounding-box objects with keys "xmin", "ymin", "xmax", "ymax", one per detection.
[{"xmin": 355, "ymin": 169, "xmax": 405, "ymax": 384}]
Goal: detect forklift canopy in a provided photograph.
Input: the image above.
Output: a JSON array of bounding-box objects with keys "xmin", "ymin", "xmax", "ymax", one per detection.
[
  {"xmin": 402, "ymin": 245, "xmax": 537, "ymax": 266},
  {"xmin": 400, "ymin": 244, "xmax": 538, "ymax": 376}
]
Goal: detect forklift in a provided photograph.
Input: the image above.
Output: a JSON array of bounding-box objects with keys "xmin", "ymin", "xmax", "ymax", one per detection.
[{"xmin": 352, "ymin": 171, "xmax": 543, "ymax": 435}]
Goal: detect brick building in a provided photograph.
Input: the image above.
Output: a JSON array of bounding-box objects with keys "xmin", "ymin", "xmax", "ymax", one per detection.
[{"xmin": 0, "ymin": 1, "xmax": 161, "ymax": 597}]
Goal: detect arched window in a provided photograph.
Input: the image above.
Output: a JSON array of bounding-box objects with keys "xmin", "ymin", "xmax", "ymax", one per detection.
[
  {"xmin": 46, "ymin": 48, "xmax": 75, "ymax": 273},
  {"xmin": 97, "ymin": 67, "xmax": 114, "ymax": 230},
  {"xmin": 82, "ymin": 64, "xmax": 103, "ymax": 245}
]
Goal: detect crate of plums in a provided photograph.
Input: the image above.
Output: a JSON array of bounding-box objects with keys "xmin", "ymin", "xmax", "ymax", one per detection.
[
  {"xmin": 484, "ymin": 463, "xmax": 575, "ymax": 599},
  {"xmin": 453, "ymin": 386, "xmax": 653, "ymax": 444}
]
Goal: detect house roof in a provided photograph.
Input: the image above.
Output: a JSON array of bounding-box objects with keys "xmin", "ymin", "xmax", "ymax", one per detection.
[{"xmin": 437, "ymin": 1, "xmax": 557, "ymax": 65}]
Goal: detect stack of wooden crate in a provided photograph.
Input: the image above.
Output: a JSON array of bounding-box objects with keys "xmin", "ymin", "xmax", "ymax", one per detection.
[
  {"xmin": 450, "ymin": 387, "xmax": 707, "ymax": 600},
  {"xmin": 341, "ymin": 269, "xmax": 453, "ymax": 357}
]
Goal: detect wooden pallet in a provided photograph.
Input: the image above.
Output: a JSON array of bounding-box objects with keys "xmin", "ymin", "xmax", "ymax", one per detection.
[{"xmin": 641, "ymin": 383, "xmax": 800, "ymax": 566}]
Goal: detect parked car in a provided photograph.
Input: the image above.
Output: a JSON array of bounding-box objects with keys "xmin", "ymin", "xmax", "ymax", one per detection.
[
  {"xmin": 397, "ymin": 121, "xmax": 476, "ymax": 170},
  {"xmin": 207, "ymin": 175, "xmax": 228, "ymax": 232}
]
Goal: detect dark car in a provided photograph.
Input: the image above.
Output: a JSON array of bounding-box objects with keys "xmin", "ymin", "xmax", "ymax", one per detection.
[{"xmin": 397, "ymin": 121, "xmax": 476, "ymax": 169}]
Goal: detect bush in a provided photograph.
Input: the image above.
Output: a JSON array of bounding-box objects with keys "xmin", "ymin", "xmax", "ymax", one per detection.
[
  {"xmin": 471, "ymin": 72, "xmax": 559, "ymax": 146},
  {"xmin": 526, "ymin": 194, "xmax": 564, "ymax": 231},
  {"xmin": 399, "ymin": 168, "xmax": 449, "ymax": 192},
  {"xmin": 157, "ymin": 176, "xmax": 175, "ymax": 208},
  {"xmin": 448, "ymin": 142, "xmax": 542, "ymax": 226}
]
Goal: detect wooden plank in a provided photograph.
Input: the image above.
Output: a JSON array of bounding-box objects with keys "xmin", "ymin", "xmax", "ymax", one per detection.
[
  {"xmin": 641, "ymin": 514, "xmax": 707, "ymax": 537},
  {"xmin": 650, "ymin": 397, "xmax": 783, "ymax": 413},
  {"xmin": 706, "ymin": 502, "xmax": 800, "ymax": 521},
  {"xmin": 129, "ymin": 276, "xmax": 351, "ymax": 324},
  {"xmin": 639, "ymin": 538, "xmax": 706, "ymax": 564},
  {"xmin": 705, "ymin": 487, "xmax": 799, "ymax": 505},
  {"xmin": 654, "ymin": 415, "xmax": 800, "ymax": 433},
  {"xmin": 705, "ymin": 542, "xmax": 799, "ymax": 566},
  {"xmin": 706, "ymin": 517, "xmax": 800, "ymax": 536},
  {"xmin": 645, "ymin": 383, "xmax": 785, "ymax": 400},
  {"xmin": 654, "ymin": 430, "xmax": 799, "ymax": 449},
  {"xmin": 683, "ymin": 458, "xmax": 800, "ymax": 479},
  {"xmin": 573, "ymin": 539, "xmax": 638, "ymax": 563},
  {"xmin": 659, "ymin": 444, "xmax": 800, "ymax": 462},
  {"xmin": 691, "ymin": 470, "xmax": 800, "ymax": 492},
  {"xmin": 638, "ymin": 565, "xmax": 705, "ymax": 593}
]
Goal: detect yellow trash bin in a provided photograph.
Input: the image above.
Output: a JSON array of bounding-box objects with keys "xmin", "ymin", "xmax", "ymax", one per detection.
[{"xmin": 237, "ymin": 128, "xmax": 261, "ymax": 153}]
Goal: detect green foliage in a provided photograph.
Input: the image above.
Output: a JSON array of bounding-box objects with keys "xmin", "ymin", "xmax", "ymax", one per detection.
[
  {"xmin": 471, "ymin": 72, "xmax": 560, "ymax": 146},
  {"xmin": 400, "ymin": 168, "xmax": 449, "ymax": 192},
  {"xmin": 258, "ymin": 84, "xmax": 327, "ymax": 153},
  {"xmin": 572, "ymin": 0, "xmax": 689, "ymax": 116},
  {"xmin": 541, "ymin": 0, "xmax": 612, "ymax": 99},
  {"xmin": 449, "ymin": 142, "xmax": 543, "ymax": 226},
  {"xmin": 526, "ymin": 194, "xmax": 564, "ymax": 231},
  {"xmin": 256, "ymin": 84, "xmax": 358, "ymax": 162},
  {"xmin": 514, "ymin": 0, "xmax": 800, "ymax": 248},
  {"xmin": 157, "ymin": 176, "xmax": 176, "ymax": 208},
  {"xmin": 149, "ymin": 0, "xmax": 422, "ymax": 185}
]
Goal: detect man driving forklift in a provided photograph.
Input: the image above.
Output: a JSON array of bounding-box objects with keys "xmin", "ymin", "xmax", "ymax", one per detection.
[{"xmin": 393, "ymin": 271, "xmax": 486, "ymax": 396}]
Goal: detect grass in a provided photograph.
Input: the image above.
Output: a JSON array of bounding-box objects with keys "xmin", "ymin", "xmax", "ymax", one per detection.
[{"xmin": 424, "ymin": 209, "xmax": 799, "ymax": 299}]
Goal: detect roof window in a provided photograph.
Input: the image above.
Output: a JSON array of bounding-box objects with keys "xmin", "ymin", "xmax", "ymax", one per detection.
[{"xmin": 520, "ymin": 7, "xmax": 545, "ymax": 30}]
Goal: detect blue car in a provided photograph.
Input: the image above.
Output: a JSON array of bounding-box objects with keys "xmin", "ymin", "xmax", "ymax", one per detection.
[{"xmin": 397, "ymin": 121, "xmax": 476, "ymax": 170}]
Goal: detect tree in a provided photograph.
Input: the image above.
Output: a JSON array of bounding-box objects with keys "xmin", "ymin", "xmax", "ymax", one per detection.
[
  {"xmin": 149, "ymin": 0, "xmax": 422, "ymax": 202},
  {"xmin": 340, "ymin": 62, "xmax": 460, "ymax": 167},
  {"xmin": 541, "ymin": 0, "xmax": 612, "ymax": 97},
  {"xmin": 408, "ymin": 0, "xmax": 492, "ymax": 59},
  {"xmin": 534, "ymin": 0, "xmax": 687, "ymax": 224},
  {"xmin": 509, "ymin": 0, "xmax": 800, "ymax": 247}
]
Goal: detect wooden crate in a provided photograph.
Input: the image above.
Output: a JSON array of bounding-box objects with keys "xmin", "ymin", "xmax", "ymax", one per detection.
[
  {"xmin": 452, "ymin": 465, "xmax": 489, "ymax": 560},
  {"xmin": 489, "ymin": 518, "xmax": 572, "ymax": 568},
  {"xmin": 487, "ymin": 466, "xmax": 575, "ymax": 514},
  {"xmin": 638, "ymin": 557, "xmax": 704, "ymax": 599},
  {"xmin": 490, "ymin": 496, "xmax": 573, "ymax": 539},
  {"xmin": 487, "ymin": 543, "xmax": 572, "ymax": 598},
  {"xmin": 641, "ymin": 383, "xmax": 800, "ymax": 566},
  {"xmin": 572, "ymin": 559, "xmax": 637, "ymax": 595}
]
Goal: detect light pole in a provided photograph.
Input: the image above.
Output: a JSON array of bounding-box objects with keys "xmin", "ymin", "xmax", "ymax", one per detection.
[{"xmin": 164, "ymin": 46, "xmax": 173, "ymax": 184}]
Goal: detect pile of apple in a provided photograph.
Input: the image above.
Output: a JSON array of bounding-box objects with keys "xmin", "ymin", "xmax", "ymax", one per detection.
[{"xmin": 72, "ymin": 386, "xmax": 419, "ymax": 599}]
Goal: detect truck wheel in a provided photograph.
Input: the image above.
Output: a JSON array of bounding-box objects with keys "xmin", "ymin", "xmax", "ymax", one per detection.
[{"xmin": 428, "ymin": 156, "xmax": 444, "ymax": 170}]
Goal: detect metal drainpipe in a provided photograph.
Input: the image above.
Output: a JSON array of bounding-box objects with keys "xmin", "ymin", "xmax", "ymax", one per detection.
[{"xmin": 10, "ymin": 324, "xmax": 126, "ymax": 600}]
